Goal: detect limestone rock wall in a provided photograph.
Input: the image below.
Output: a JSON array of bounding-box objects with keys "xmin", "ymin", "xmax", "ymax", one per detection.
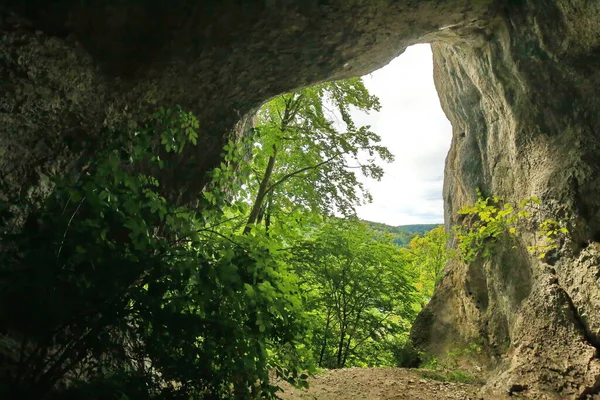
[
  {"xmin": 0, "ymin": 0, "xmax": 494, "ymax": 205},
  {"xmin": 412, "ymin": 0, "xmax": 600, "ymax": 397}
]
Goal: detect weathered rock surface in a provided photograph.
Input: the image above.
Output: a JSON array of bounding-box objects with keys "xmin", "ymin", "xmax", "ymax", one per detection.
[
  {"xmin": 2, "ymin": 0, "xmax": 600, "ymax": 398},
  {"xmin": 412, "ymin": 0, "xmax": 600, "ymax": 398},
  {"xmin": 0, "ymin": 0, "xmax": 495, "ymax": 203}
]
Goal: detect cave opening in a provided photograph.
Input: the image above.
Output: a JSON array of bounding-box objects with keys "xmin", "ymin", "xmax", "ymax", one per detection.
[{"xmin": 266, "ymin": 44, "xmax": 456, "ymax": 391}]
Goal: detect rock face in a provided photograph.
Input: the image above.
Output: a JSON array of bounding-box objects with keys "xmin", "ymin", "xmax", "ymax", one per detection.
[
  {"xmin": 2, "ymin": 0, "xmax": 599, "ymax": 398},
  {"xmin": 0, "ymin": 0, "xmax": 493, "ymax": 204},
  {"xmin": 412, "ymin": 0, "xmax": 600, "ymax": 398}
]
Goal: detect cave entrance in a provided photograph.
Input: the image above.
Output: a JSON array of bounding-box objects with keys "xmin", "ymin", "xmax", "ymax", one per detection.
[{"xmin": 273, "ymin": 45, "xmax": 454, "ymax": 393}]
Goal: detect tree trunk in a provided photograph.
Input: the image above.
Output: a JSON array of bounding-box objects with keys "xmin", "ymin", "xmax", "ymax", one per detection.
[
  {"xmin": 318, "ymin": 309, "xmax": 332, "ymax": 367},
  {"xmin": 336, "ymin": 324, "xmax": 346, "ymax": 368},
  {"xmin": 341, "ymin": 307, "xmax": 363, "ymax": 368},
  {"xmin": 244, "ymin": 145, "xmax": 277, "ymax": 234}
]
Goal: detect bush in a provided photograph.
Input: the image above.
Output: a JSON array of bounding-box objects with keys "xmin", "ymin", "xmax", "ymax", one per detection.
[
  {"xmin": 0, "ymin": 107, "xmax": 306, "ymax": 399},
  {"xmin": 393, "ymin": 340, "xmax": 421, "ymax": 368}
]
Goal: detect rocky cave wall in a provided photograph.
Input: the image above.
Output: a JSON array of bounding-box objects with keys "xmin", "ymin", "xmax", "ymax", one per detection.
[
  {"xmin": 412, "ymin": 0, "xmax": 600, "ymax": 398},
  {"xmin": 2, "ymin": 0, "xmax": 600, "ymax": 398},
  {"xmin": 0, "ymin": 0, "xmax": 491, "ymax": 205}
]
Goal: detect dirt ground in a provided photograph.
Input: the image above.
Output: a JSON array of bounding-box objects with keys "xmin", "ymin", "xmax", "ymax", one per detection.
[{"xmin": 277, "ymin": 367, "xmax": 503, "ymax": 400}]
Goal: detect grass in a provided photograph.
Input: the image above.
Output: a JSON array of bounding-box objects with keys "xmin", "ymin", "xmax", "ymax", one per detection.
[{"xmin": 417, "ymin": 369, "xmax": 484, "ymax": 384}]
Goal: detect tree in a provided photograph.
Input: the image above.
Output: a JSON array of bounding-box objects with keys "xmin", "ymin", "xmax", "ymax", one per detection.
[
  {"xmin": 198, "ymin": 78, "xmax": 403, "ymax": 373},
  {"xmin": 241, "ymin": 78, "xmax": 393, "ymax": 234},
  {"xmin": 290, "ymin": 219, "xmax": 417, "ymax": 368},
  {"xmin": 406, "ymin": 226, "xmax": 449, "ymax": 305}
]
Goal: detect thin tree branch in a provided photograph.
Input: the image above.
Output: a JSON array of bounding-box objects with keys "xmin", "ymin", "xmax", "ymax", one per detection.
[{"xmin": 264, "ymin": 154, "xmax": 342, "ymax": 196}]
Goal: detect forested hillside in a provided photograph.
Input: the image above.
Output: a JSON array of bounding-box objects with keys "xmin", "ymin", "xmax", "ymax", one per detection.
[
  {"xmin": 398, "ymin": 224, "xmax": 441, "ymax": 235},
  {"xmin": 363, "ymin": 221, "xmax": 441, "ymax": 247}
]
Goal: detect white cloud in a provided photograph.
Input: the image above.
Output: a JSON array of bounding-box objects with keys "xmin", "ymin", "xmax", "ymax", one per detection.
[{"xmin": 351, "ymin": 44, "xmax": 452, "ymax": 226}]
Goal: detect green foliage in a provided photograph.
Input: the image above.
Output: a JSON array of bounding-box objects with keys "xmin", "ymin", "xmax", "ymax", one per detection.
[
  {"xmin": 289, "ymin": 219, "xmax": 417, "ymax": 369},
  {"xmin": 154, "ymin": 105, "xmax": 199, "ymax": 153},
  {"xmin": 418, "ymin": 369, "xmax": 482, "ymax": 384},
  {"xmin": 444, "ymin": 341, "xmax": 483, "ymax": 362},
  {"xmin": 397, "ymin": 225, "xmax": 442, "ymax": 236},
  {"xmin": 405, "ymin": 226, "xmax": 449, "ymax": 305},
  {"xmin": 417, "ymin": 342, "xmax": 484, "ymax": 384},
  {"xmin": 241, "ymin": 78, "xmax": 393, "ymax": 233},
  {"xmin": 453, "ymin": 189, "xmax": 568, "ymax": 262},
  {"xmin": 392, "ymin": 339, "xmax": 421, "ymax": 368},
  {"xmin": 196, "ymin": 78, "xmax": 427, "ymax": 377},
  {"xmin": 529, "ymin": 219, "xmax": 568, "ymax": 259},
  {"xmin": 420, "ymin": 355, "xmax": 439, "ymax": 371},
  {"xmin": 446, "ymin": 370, "xmax": 482, "ymax": 384},
  {"xmin": 199, "ymin": 77, "xmax": 445, "ymax": 374},
  {"xmin": 0, "ymin": 107, "xmax": 306, "ymax": 399},
  {"xmin": 361, "ymin": 221, "xmax": 441, "ymax": 248}
]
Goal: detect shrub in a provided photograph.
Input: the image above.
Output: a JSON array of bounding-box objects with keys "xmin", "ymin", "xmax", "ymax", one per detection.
[{"xmin": 0, "ymin": 107, "xmax": 306, "ymax": 399}]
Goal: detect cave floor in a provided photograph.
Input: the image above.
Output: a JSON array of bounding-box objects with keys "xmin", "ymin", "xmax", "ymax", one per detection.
[{"xmin": 277, "ymin": 367, "xmax": 509, "ymax": 400}]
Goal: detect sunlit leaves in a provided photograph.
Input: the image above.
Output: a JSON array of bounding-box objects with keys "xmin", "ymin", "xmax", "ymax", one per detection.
[
  {"xmin": 289, "ymin": 218, "xmax": 417, "ymax": 369},
  {"xmin": 244, "ymin": 78, "xmax": 393, "ymax": 229},
  {"xmin": 453, "ymin": 189, "xmax": 568, "ymax": 262},
  {"xmin": 405, "ymin": 226, "xmax": 449, "ymax": 305}
]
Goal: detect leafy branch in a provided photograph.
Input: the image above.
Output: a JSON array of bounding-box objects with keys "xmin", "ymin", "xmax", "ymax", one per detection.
[{"xmin": 453, "ymin": 189, "xmax": 568, "ymax": 262}]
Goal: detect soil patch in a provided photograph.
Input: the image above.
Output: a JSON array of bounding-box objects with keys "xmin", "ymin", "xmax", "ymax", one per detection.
[{"xmin": 277, "ymin": 367, "xmax": 506, "ymax": 400}]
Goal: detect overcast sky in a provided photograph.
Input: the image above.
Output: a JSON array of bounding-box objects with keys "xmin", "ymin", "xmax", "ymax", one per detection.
[{"xmin": 350, "ymin": 44, "xmax": 452, "ymax": 226}]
